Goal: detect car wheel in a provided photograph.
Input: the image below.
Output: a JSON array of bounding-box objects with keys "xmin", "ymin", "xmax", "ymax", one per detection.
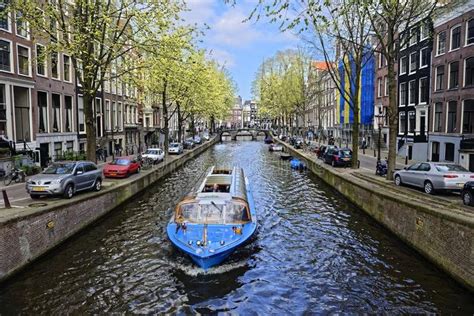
[
  {"xmin": 63, "ymin": 184, "xmax": 74, "ymax": 199},
  {"xmin": 424, "ymin": 181, "xmax": 435, "ymax": 195},
  {"xmin": 462, "ymin": 190, "xmax": 473, "ymax": 206},
  {"xmin": 30, "ymin": 194, "xmax": 40, "ymax": 200},
  {"xmin": 94, "ymin": 179, "xmax": 102, "ymax": 191},
  {"xmin": 394, "ymin": 175, "xmax": 402, "ymax": 186}
]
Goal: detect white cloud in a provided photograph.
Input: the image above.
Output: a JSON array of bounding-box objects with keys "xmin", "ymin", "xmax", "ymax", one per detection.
[
  {"xmin": 207, "ymin": 48, "xmax": 236, "ymax": 68},
  {"xmin": 181, "ymin": 0, "xmax": 216, "ymax": 26}
]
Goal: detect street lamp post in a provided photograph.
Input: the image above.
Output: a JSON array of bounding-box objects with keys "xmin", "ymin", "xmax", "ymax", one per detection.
[{"xmin": 375, "ymin": 113, "xmax": 384, "ymax": 161}]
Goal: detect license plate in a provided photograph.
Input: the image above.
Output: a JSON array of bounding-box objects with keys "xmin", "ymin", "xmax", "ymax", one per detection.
[
  {"xmin": 343, "ymin": 158, "xmax": 350, "ymax": 161},
  {"xmin": 110, "ymin": 173, "xmax": 117, "ymax": 176},
  {"xmin": 457, "ymin": 183, "xmax": 464, "ymax": 187},
  {"xmin": 33, "ymin": 186, "xmax": 47, "ymax": 192}
]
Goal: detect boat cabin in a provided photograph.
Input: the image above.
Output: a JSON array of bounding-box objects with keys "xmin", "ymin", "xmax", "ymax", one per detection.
[{"xmin": 175, "ymin": 167, "xmax": 251, "ymax": 224}]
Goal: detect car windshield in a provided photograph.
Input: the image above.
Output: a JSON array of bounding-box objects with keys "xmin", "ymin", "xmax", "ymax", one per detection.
[
  {"xmin": 43, "ymin": 163, "xmax": 76, "ymax": 174},
  {"xmin": 145, "ymin": 150, "xmax": 158, "ymax": 155},
  {"xmin": 170, "ymin": 143, "xmax": 179, "ymax": 147},
  {"xmin": 435, "ymin": 164, "xmax": 468, "ymax": 172},
  {"xmin": 111, "ymin": 159, "xmax": 130, "ymax": 166},
  {"xmin": 340, "ymin": 150, "xmax": 352, "ymax": 157},
  {"xmin": 177, "ymin": 201, "xmax": 250, "ymax": 224}
]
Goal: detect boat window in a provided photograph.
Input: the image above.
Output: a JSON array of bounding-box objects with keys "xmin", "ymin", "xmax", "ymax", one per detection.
[
  {"xmin": 212, "ymin": 169, "xmax": 232, "ymax": 175},
  {"xmin": 202, "ymin": 184, "xmax": 230, "ymax": 193},
  {"xmin": 177, "ymin": 202, "xmax": 250, "ymax": 224}
]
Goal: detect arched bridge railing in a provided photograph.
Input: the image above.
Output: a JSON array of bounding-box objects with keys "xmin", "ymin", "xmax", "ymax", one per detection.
[{"xmin": 218, "ymin": 128, "xmax": 271, "ymax": 141}]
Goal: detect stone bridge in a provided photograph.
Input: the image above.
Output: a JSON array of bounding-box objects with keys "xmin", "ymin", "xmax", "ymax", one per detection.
[{"xmin": 219, "ymin": 128, "xmax": 271, "ymax": 141}]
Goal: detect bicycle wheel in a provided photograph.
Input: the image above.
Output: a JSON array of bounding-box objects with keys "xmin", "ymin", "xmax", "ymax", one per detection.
[{"xmin": 4, "ymin": 174, "xmax": 12, "ymax": 186}]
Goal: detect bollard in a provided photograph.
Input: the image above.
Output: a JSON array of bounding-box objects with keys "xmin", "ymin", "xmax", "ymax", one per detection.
[{"xmin": 2, "ymin": 189, "xmax": 11, "ymax": 209}]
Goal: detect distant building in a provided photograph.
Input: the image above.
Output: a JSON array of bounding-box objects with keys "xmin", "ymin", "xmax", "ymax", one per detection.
[{"xmin": 226, "ymin": 96, "xmax": 243, "ymax": 128}]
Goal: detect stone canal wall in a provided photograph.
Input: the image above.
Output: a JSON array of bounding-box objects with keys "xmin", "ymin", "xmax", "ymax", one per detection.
[
  {"xmin": 0, "ymin": 138, "xmax": 218, "ymax": 283},
  {"xmin": 277, "ymin": 139, "xmax": 474, "ymax": 292}
]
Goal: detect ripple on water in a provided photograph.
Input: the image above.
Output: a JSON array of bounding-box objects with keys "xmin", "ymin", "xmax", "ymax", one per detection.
[{"xmin": 0, "ymin": 141, "xmax": 472, "ymax": 314}]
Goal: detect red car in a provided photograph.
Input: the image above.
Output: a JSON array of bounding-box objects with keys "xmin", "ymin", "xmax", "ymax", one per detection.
[{"xmin": 103, "ymin": 156, "xmax": 140, "ymax": 178}]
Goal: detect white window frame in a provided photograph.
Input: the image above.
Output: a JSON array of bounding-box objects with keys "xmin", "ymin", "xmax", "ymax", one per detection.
[
  {"xmin": 105, "ymin": 99, "xmax": 110, "ymax": 131},
  {"xmin": 450, "ymin": 24, "xmax": 462, "ymax": 52},
  {"xmin": 0, "ymin": 38, "xmax": 13, "ymax": 74},
  {"xmin": 0, "ymin": 7, "xmax": 12, "ymax": 33},
  {"xmin": 51, "ymin": 51, "xmax": 60, "ymax": 80},
  {"xmin": 78, "ymin": 94, "xmax": 86, "ymax": 134},
  {"xmin": 117, "ymin": 101, "xmax": 122, "ymax": 131},
  {"xmin": 399, "ymin": 112, "xmax": 406, "ymax": 134},
  {"xmin": 448, "ymin": 61, "xmax": 459, "ymax": 89},
  {"xmin": 36, "ymin": 43, "xmax": 47, "ymax": 78},
  {"xmin": 15, "ymin": 11, "xmax": 29, "ymax": 40},
  {"xmin": 62, "ymin": 54, "xmax": 72, "ymax": 83},
  {"xmin": 418, "ymin": 77, "xmax": 428, "ymax": 105},
  {"xmin": 420, "ymin": 23, "xmax": 428, "ymax": 41},
  {"xmin": 436, "ymin": 31, "xmax": 446, "ymax": 56},
  {"xmin": 408, "ymin": 80, "xmax": 416, "ymax": 105},
  {"xmin": 407, "ymin": 111, "xmax": 416, "ymax": 134},
  {"xmin": 409, "ymin": 52, "xmax": 417, "ymax": 74},
  {"xmin": 399, "ymin": 82, "xmax": 407, "ymax": 106},
  {"xmin": 37, "ymin": 90, "xmax": 50, "ymax": 134},
  {"xmin": 399, "ymin": 56, "xmax": 407, "ymax": 75},
  {"xmin": 466, "ymin": 19, "xmax": 474, "ymax": 47},
  {"xmin": 419, "ymin": 47, "xmax": 429, "ymax": 69},
  {"xmin": 384, "ymin": 76, "xmax": 388, "ymax": 97},
  {"xmin": 16, "ymin": 43, "xmax": 31, "ymax": 77},
  {"xmin": 435, "ymin": 65, "xmax": 444, "ymax": 91},
  {"xmin": 64, "ymin": 94, "xmax": 74, "ymax": 133},
  {"xmin": 409, "ymin": 28, "xmax": 417, "ymax": 46},
  {"xmin": 377, "ymin": 77, "xmax": 382, "ymax": 97}
]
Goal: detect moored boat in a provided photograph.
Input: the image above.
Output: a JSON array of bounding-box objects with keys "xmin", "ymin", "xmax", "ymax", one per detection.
[
  {"xmin": 269, "ymin": 144, "xmax": 283, "ymax": 152},
  {"xmin": 167, "ymin": 166, "xmax": 257, "ymax": 269},
  {"xmin": 280, "ymin": 153, "xmax": 292, "ymax": 160},
  {"xmin": 264, "ymin": 136, "xmax": 274, "ymax": 144}
]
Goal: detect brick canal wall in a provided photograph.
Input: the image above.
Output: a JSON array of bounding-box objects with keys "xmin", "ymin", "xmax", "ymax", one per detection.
[
  {"xmin": 277, "ymin": 139, "xmax": 474, "ymax": 292},
  {"xmin": 0, "ymin": 138, "xmax": 218, "ymax": 283}
]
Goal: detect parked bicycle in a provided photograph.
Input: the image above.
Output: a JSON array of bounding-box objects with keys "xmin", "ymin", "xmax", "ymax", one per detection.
[
  {"xmin": 139, "ymin": 156, "xmax": 154, "ymax": 170},
  {"xmin": 3, "ymin": 167, "xmax": 26, "ymax": 186}
]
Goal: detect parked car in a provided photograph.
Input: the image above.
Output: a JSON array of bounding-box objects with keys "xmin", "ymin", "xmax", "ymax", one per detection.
[
  {"xmin": 168, "ymin": 142, "xmax": 184, "ymax": 155},
  {"xmin": 202, "ymin": 133, "xmax": 210, "ymax": 141},
  {"xmin": 26, "ymin": 161, "xmax": 102, "ymax": 199},
  {"xmin": 183, "ymin": 140, "xmax": 195, "ymax": 150},
  {"xmin": 191, "ymin": 136, "xmax": 202, "ymax": 144},
  {"xmin": 316, "ymin": 145, "xmax": 327, "ymax": 159},
  {"xmin": 461, "ymin": 181, "xmax": 474, "ymax": 206},
  {"xmin": 103, "ymin": 156, "xmax": 140, "ymax": 178},
  {"xmin": 324, "ymin": 148, "xmax": 352, "ymax": 167},
  {"xmin": 141, "ymin": 148, "xmax": 165, "ymax": 164},
  {"xmin": 293, "ymin": 138, "xmax": 304, "ymax": 149},
  {"xmin": 394, "ymin": 162, "xmax": 474, "ymax": 194}
]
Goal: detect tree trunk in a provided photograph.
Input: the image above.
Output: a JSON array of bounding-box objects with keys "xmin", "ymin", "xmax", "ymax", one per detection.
[
  {"xmin": 387, "ymin": 59, "xmax": 398, "ymax": 180},
  {"xmin": 84, "ymin": 93, "xmax": 96, "ymax": 162},
  {"xmin": 162, "ymin": 80, "xmax": 169, "ymax": 153},
  {"xmin": 177, "ymin": 101, "xmax": 182, "ymax": 143},
  {"xmin": 351, "ymin": 66, "xmax": 362, "ymax": 169}
]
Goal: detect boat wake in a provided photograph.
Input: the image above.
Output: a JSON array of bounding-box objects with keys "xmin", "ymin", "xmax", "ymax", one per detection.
[{"xmin": 175, "ymin": 260, "xmax": 248, "ymax": 276}]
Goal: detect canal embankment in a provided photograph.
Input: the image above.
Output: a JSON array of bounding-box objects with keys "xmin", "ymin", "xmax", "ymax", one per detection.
[
  {"xmin": 276, "ymin": 138, "xmax": 474, "ymax": 292},
  {"xmin": 0, "ymin": 137, "xmax": 218, "ymax": 283}
]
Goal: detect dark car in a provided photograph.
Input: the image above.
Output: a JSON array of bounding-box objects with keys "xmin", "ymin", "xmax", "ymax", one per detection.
[
  {"xmin": 183, "ymin": 140, "xmax": 195, "ymax": 150},
  {"xmin": 461, "ymin": 181, "xmax": 474, "ymax": 206},
  {"xmin": 293, "ymin": 138, "xmax": 304, "ymax": 149},
  {"xmin": 316, "ymin": 145, "xmax": 327, "ymax": 159},
  {"xmin": 324, "ymin": 148, "xmax": 352, "ymax": 167}
]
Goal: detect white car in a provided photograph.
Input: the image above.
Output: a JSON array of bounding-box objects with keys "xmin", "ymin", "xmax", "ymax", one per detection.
[
  {"xmin": 141, "ymin": 148, "xmax": 164, "ymax": 163},
  {"xmin": 168, "ymin": 143, "xmax": 183, "ymax": 155}
]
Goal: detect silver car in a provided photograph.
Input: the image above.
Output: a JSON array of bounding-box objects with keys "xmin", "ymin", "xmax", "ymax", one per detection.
[
  {"xmin": 394, "ymin": 162, "xmax": 474, "ymax": 194},
  {"xmin": 26, "ymin": 161, "xmax": 102, "ymax": 199},
  {"xmin": 168, "ymin": 143, "xmax": 183, "ymax": 155}
]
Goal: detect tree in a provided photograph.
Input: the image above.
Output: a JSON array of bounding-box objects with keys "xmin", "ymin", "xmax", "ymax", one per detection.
[{"xmin": 13, "ymin": 0, "xmax": 182, "ymax": 161}]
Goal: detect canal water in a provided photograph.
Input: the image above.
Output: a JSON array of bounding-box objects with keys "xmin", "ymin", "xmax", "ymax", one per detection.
[{"xmin": 0, "ymin": 141, "xmax": 473, "ymax": 314}]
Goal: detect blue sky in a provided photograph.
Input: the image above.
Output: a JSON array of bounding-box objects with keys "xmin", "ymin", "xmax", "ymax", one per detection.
[{"xmin": 182, "ymin": 0, "xmax": 299, "ymax": 102}]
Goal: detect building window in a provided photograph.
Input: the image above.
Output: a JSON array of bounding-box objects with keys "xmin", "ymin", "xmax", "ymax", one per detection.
[
  {"xmin": 408, "ymin": 80, "xmax": 416, "ymax": 105},
  {"xmin": 118, "ymin": 102, "xmax": 122, "ymax": 130},
  {"xmin": 0, "ymin": 39, "xmax": 11, "ymax": 72},
  {"xmin": 409, "ymin": 28, "xmax": 417, "ymax": 46},
  {"xmin": 112, "ymin": 101, "xmax": 116, "ymax": 130},
  {"xmin": 399, "ymin": 112, "xmax": 406, "ymax": 134},
  {"xmin": 15, "ymin": 11, "xmax": 28, "ymax": 38},
  {"xmin": 78, "ymin": 96, "xmax": 85, "ymax": 132},
  {"xmin": 437, "ymin": 31, "xmax": 446, "ymax": 55},
  {"xmin": 467, "ymin": 19, "xmax": 474, "ymax": 45},
  {"xmin": 450, "ymin": 25, "xmax": 461, "ymax": 50},
  {"xmin": 63, "ymin": 55, "xmax": 71, "ymax": 82},
  {"xmin": 445, "ymin": 143, "xmax": 455, "ymax": 162},
  {"xmin": 419, "ymin": 110, "xmax": 427, "ymax": 134},
  {"xmin": 463, "ymin": 100, "xmax": 474, "ymax": 133},
  {"xmin": 449, "ymin": 61, "xmax": 459, "ymax": 89},
  {"xmin": 13, "ymin": 86, "xmax": 30, "ymax": 142},
  {"xmin": 0, "ymin": 1, "xmax": 10, "ymax": 31},
  {"xmin": 464, "ymin": 57, "xmax": 474, "ymax": 87},
  {"xmin": 17, "ymin": 45, "xmax": 29, "ymax": 76},
  {"xmin": 409, "ymin": 52, "xmax": 417, "ymax": 73},
  {"xmin": 76, "ymin": 60, "xmax": 83, "ymax": 85},
  {"xmin": 95, "ymin": 98, "xmax": 102, "ymax": 137},
  {"xmin": 419, "ymin": 77, "xmax": 428, "ymax": 104},
  {"xmin": 384, "ymin": 76, "xmax": 388, "ymax": 96},
  {"xmin": 400, "ymin": 82, "xmax": 407, "ymax": 106},
  {"xmin": 434, "ymin": 102, "xmax": 442, "ymax": 132},
  {"xmin": 105, "ymin": 100, "xmax": 110, "ymax": 131},
  {"xmin": 447, "ymin": 101, "xmax": 457, "ymax": 133},
  {"xmin": 420, "ymin": 47, "xmax": 429, "ymax": 68},
  {"xmin": 400, "ymin": 56, "xmax": 407, "ymax": 74},
  {"xmin": 377, "ymin": 77, "xmax": 382, "ymax": 97},
  {"xmin": 51, "ymin": 52, "xmax": 59, "ymax": 79},
  {"xmin": 54, "ymin": 142, "xmax": 62, "ymax": 158},
  {"xmin": 420, "ymin": 23, "xmax": 429, "ymax": 40},
  {"xmin": 408, "ymin": 111, "xmax": 415, "ymax": 133},
  {"xmin": 435, "ymin": 65, "xmax": 444, "ymax": 91},
  {"xmin": 36, "ymin": 44, "xmax": 46, "ymax": 76},
  {"xmin": 38, "ymin": 91, "xmax": 48, "ymax": 133},
  {"xmin": 66, "ymin": 141, "xmax": 73, "ymax": 152},
  {"xmin": 65, "ymin": 95, "xmax": 72, "ymax": 132},
  {"xmin": 52, "ymin": 93, "xmax": 61, "ymax": 132},
  {"xmin": 0, "ymin": 84, "xmax": 6, "ymax": 136}
]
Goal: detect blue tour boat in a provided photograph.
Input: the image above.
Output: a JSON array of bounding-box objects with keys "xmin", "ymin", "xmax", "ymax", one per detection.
[{"xmin": 167, "ymin": 166, "xmax": 257, "ymax": 269}]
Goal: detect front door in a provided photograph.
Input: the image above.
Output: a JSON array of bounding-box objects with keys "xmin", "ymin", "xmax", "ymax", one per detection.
[
  {"xmin": 470, "ymin": 154, "xmax": 474, "ymax": 172},
  {"xmin": 408, "ymin": 145, "xmax": 413, "ymax": 160},
  {"xmin": 39, "ymin": 143, "xmax": 49, "ymax": 167}
]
